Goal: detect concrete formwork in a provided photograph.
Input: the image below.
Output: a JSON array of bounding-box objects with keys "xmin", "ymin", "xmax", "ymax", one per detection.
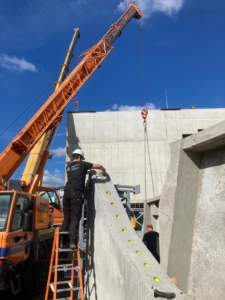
[
  {"xmin": 159, "ymin": 120, "xmax": 225, "ymax": 300},
  {"xmin": 84, "ymin": 172, "xmax": 195, "ymax": 300}
]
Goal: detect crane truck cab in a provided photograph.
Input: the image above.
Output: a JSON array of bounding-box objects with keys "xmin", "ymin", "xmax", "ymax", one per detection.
[
  {"xmin": 36, "ymin": 185, "xmax": 64, "ymax": 227},
  {"xmin": 0, "ymin": 190, "xmax": 55, "ymax": 294},
  {"xmin": 8, "ymin": 180, "xmax": 64, "ymax": 227}
]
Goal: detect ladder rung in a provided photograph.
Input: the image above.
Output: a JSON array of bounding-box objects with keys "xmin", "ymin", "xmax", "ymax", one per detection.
[
  {"xmin": 51, "ymin": 297, "xmax": 73, "ymax": 300},
  {"xmin": 56, "ymin": 287, "xmax": 81, "ymax": 293},
  {"xmin": 57, "ymin": 248, "xmax": 77, "ymax": 252},
  {"xmin": 52, "ymin": 264, "xmax": 79, "ymax": 272},
  {"xmin": 50, "ymin": 281, "xmax": 81, "ymax": 293}
]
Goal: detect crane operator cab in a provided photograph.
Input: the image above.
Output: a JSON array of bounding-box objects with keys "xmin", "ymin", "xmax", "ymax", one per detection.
[{"xmin": 35, "ymin": 187, "xmax": 64, "ymax": 227}]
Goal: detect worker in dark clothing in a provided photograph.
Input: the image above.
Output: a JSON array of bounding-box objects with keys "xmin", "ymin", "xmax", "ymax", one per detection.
[
  {"xmin": 61, "ymin": 148, "xmax": 106, "ymax": 250},
  {"xmin": 142, "ymin": 224, "xmax": 160, "ymax": 263}
]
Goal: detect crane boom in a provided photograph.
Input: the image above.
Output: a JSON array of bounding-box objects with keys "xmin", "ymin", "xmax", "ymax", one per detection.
[
  {"xmin": 21, "ymin": 28, "xmax": 80, "ymax": 187},
  {"xmin": 0, "ymin": 2, "xmax": 142, "ymax": 190}
]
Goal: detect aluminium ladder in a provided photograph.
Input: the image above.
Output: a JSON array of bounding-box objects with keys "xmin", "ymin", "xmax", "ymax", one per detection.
[{"xmin": 45, "ymin": 227, "xmax": 84, "ymax": 300}]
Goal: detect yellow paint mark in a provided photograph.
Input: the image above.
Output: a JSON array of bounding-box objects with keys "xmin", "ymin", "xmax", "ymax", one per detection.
[
  {"xmin": 154, "ymin": 277, "xmax": 160, "ymax": 282},
  {"xmin": 106, "ymin": 191, "xmax": 111, "ymax": 195},
  {"xmin": 144, "ymin": 263, "xmax": 149, "ymax": 267},
  {"xmin": 128, "ymin": 240, "xmax": 133, "ymax": 244},
  {"xmin": 136, "ymin": 251, "xmax": 141, "ymax": 255},
  {"xmin": 116, "ymin": 215, "xmax": 120, "ymax": 218},
  {"xmin": 122, "ymin": 229, "xmax": 126, "ymax": 233},
  {"xmin": 110, "ymin": 202, "xmax": 115, "ymax": 206}
]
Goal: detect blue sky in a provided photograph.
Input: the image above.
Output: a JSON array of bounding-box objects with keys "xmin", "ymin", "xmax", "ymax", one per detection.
[{"xmin": 0, "ymin": 0, "xmax": 224, "ymax": 187}]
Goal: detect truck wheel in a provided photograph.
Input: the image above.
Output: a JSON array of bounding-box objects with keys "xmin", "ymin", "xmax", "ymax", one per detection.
[
  {"xmin": 38, "ymin": 241, "xmax": 49, "ymax": 260},
  {"xmin": 21, "ymin": 241, "xmax": 49, "ymax": 295}
]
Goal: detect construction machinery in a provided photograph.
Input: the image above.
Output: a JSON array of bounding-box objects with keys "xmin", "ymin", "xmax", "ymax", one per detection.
[{"xmin": 0, "ymin": 2, "xmax": 142, "ymax": 296}]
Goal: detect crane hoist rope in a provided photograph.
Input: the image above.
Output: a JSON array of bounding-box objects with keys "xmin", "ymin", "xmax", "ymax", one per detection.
[
  {"xmin": 136, "ymin": 21, "xmax": 148, "ymax": 108},
  {"xmin": 141, "ymin": 108, "xmax": 155, "ymax": 200},
  {"xmin": 137, "ymin": 21, "xmax": 155, "ymax": 200}
]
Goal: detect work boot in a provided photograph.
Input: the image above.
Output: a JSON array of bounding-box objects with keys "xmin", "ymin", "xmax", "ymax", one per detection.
[{"xmin": 70, "ymin": 240, "xmax": 77, "ymax": 251}]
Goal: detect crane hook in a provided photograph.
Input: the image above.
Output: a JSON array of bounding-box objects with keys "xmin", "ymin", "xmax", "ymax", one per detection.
[{"xmin": 141, "ymin": 108, "xmax": 148, "ymax": 131}]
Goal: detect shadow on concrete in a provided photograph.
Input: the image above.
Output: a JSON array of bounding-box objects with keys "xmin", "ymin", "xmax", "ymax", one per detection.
[
  {"xmin": 66, "ymin": 113, "xmax": 80, "ymax": 161},
  {"xmin": 84, "ymin": 180, "xmax": 98, "ymax": 300}
]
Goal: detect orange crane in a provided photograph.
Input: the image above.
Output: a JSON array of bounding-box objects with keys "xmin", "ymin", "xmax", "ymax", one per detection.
[
  {"xmin": 0, "ymin": 2, "xmax": 141, "ymax": 193},
  {"xmin": 0, "ymin": 2, "xmax": 142, "ymax": 296}
]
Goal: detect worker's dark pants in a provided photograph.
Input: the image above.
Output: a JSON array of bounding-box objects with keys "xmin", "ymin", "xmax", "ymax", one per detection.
[{"xmin": 61, "ymin": 189, "xmax": 83, "ymax": 242}]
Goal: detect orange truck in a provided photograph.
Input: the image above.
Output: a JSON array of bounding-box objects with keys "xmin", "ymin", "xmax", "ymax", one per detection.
[{"xmin": 0, "ymin": 2, "xmax": 142, "ymax": 296}]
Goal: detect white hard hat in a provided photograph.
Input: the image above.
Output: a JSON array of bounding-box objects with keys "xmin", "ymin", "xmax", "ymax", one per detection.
[{"xmin": 73, "ymin": 149, "xmax": 85, "ymax": 159}]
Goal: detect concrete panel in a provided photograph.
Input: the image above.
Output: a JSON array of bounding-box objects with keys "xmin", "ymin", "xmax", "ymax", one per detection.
[
  {"xmin": 159, "ymin": 140, "xmax": 182, "ymax": 271},
  {"xmin": 159, "ymin": 121, "xmax": 225, "ymax": 299},
  {"xmin": 183, "ymin": 120, "xmax": 225, "ymax": 152},
  {"xmin": 187, "ymin": 147, "xmax": 225, "ymax": 299},
  {"xmin": 167, "ymin": 150, "xmax": 201, "ymax": 292},
  {"xmin": 85, "ymin": 173, "xmax": 194, "ymax": 300}
]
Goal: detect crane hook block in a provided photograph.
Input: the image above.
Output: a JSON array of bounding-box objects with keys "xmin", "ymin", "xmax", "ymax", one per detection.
[{"xmin": 141, "ymin": 108, "xmax": 148, "ymax": 120}]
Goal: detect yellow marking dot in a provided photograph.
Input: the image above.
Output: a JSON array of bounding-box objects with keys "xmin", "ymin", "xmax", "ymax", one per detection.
[
  {"xmin": 110, "ymin": 202, "xmax": 115, "ymax": 206},
  {"xmin": 144, "ymin": 263, "xmax": 149, "ymax": 267},
  {"xmin": 106, "ymin": 191, "xmax": 111, "ymax": 195},
  {"xmin": 122, "ymin": 229, "xmax": 126, "ymax": 233},
  {"xmin": 99, "ymin": 173, "xmax": 103, "ymax": 177},
  {"xmin": 154, "ymin": 277, "xmax": 160, "ymax": 282},
  {"xmin": 116, "ymin": 215, "xmax": 120, "ymax": 218},
  {"xmin": 136, "ymin": 251, "xmax": 141, "ymax": 255},
  {"xmin": 128, "ymin": 240, "xmax": 133, "ymax": 244}
]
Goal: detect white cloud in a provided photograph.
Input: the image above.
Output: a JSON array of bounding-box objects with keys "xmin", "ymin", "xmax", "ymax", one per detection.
[
  {"xmin": 42, "ymin": 169, "xmax": 64, "ymax": 187},
  {"xmin": 116, "ymin": 0, "xmax": 185, "ymax": 19},
  {"xmin": 108, "ymin": 102, "xmax": 157, "ymax": 111},
  {"xmin": 51, "ymin": 146, "xmax": 66, "ymax": 157},
  {"xmin": 0, "ymin": 54, "xmax": 38, "ymax": 73}
]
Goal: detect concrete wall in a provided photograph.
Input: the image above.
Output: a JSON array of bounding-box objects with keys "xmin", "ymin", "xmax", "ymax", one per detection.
[
  {"xmin": 66, "ymin": 109, "xmax": 225, "ymax": 203},
  {"xmin": 85, "ymin": 172, "xmax": 194, "ymax": 300},
  {"xmin": 159, "ymin": 120, "xmax": 225, "ymax": 300}
]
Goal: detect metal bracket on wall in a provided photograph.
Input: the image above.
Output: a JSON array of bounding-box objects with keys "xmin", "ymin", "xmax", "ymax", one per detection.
[{"xmin": 114, "ymin": 184, "xmax": 140, "ymax": 219}]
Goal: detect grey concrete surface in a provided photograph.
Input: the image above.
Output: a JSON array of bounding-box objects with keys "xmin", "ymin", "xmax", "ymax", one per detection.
[
  {"xmin": 158, "ymin": 140, "xmax": 182, "ymax": 271},
  {"xmin": 85, "ymin": 173, "xmax": 194, "ymax": 300},
  {"xmin": 159, "ymin": 124, "xmax": 225, "ymax": 299},
  {"xmin": 187, "ymin": 146, "xmax": 225, "ymax": 299},
  {"xmin": 167, "ymin": 149, "xmax": 201, "ymax": 292},
  {"xmin": 67, "ymin": 109, "xmax": 225, "ymax": 203}
]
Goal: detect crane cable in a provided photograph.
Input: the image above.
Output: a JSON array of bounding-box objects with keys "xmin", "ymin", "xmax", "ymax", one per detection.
[
  {"xmin": 136, "ymin": 21, "xmax": 155, "ymax": 199},
  {"xmin": 141, "ymin": 109, "xmax": 155, "ymax": 199}
]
